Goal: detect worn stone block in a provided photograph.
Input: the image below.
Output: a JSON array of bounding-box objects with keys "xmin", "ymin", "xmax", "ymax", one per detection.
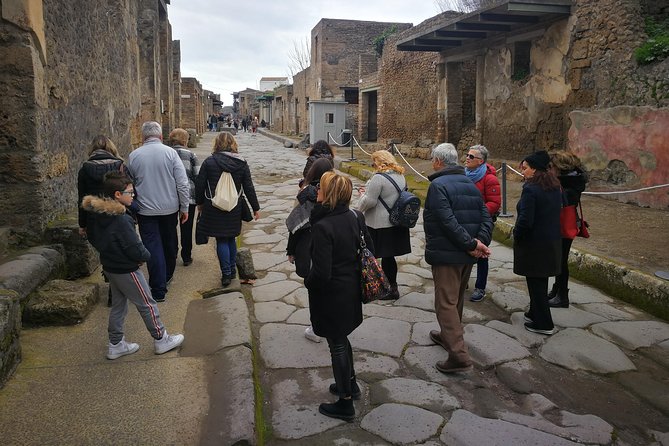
[
  {"xmin": 0, "ymin": 290, "xmax": 22, "ymax": 388},
  {"xmin": 22, "ymin": 279, "xmax": 99, "ymax": 326},
  {"xmin": 44, "ymin": 222, "xmax": 99, "ymax": 278}
]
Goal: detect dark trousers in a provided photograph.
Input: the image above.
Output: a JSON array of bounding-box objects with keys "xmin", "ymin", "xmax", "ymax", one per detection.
[
  {"xmin": 179, "ymin": 204, "xmax": 196, "ymax": 262},
  {"xmin": 137, "ymin": 213, "xmax": 178, "ymax": 300},
  {"xmin": 526, "ymin": 276, "xmax": 554, "ymax": 329},
  {"xmin": 553, "ymin": 238, "xmax": 573, "ymax": 292},
  {"xmin": 474, "ymin": 257, "xmax": 489, "ymax": 290},
  {"xmin": 326, "ymin": 336, "xmax": 355, "ymax": 398},
  {"xmin": 381, "ymin": 257, "xmax": 398, "ymax": 285}
]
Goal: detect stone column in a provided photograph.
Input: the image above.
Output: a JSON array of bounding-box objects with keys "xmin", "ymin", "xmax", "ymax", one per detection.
[
  {"xmin": 137, "ymin": 0, "xmax": 160, "ymax": 124},
  {"xmin": 172, "ymin": 40, "xmax": 182, "ymax": 130},
  {"xmin": 445, "ymin": 62, "xmax": 463, "ymax": 144},
  {"xmin": 159, "ymin": 12, "xmax": 174, "ymax": 138}
]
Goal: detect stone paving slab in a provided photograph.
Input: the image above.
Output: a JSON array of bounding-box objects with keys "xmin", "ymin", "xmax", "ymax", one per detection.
[
  {"xmin": 254, "ymin": 301, "xmax": 296, "ymax": 323},
  {"xmin": 618, "ymin": 371, "xmax": 669, "ymax": 414},
  {"xmin": 550, "ymin": 306, "xmax": 608, "ymax": 328},
  {"xmin": 362, "ymin": 303, "xmax": 435, "ymax": 323},
  {"xmin": 399, "ymin": 264, "xmax": 433, "ymax": 279},
  {"xmin": 590, "ymin": 320, "xmax": 669, "ymax": 350},
  {"xmin": 490, "ymin": 290, "xmax": 528, "ymax": 312},
  {"xmin": 486, "ymin": 317, "xmax": 545, "ymax": 348},
  {"xmin": 286, "ymin": 308, "xmax": 312, "ymax": 325},
  {"xmin": 539, "ymin": 328, "xmax": 636, "ymax": 373},
  {"xmin": 259, "ymin": 323, "xmax": 331, "ymax": 368},
  {"xmin": 465, "ymin": 323, "xmax": 531, "ymax": 368},
  {"xmin": 395, "ymin": 291, "xmax": 434, "ymax": 311},
  {"xmin": 360, "ymin": 403, "xmax": 444, "ymax": 445},
  {"xmin": 252, "ymin": 279, "xmax": 301, "ymax": 302},
  {"xmin": 440, "ymin": 409, "xmax": 580, "ymax": 446},
  {"xmin": 254, "ymin": 271, "xmax": 287, "ymax": 286},
  {"xmin": 354, "ymin": 352, "xmax": 402, "ymax": 381},
  {"xmin": 577, "ymin": 302, "xmax": 638, "ymax": 321},
  {"xmin": 253, "ymin": 252, "xmax": 289, "ymax": 271},
  {"xmin": 282, "ymin": 286, "xmax": 309, "ymax": 307},
  {"xmin": 350, "ymin": 316, "xmax": 411, "ymax": 357},
  {"xmin": 370, "ymin": 377, "xmax": 460, "ymax": 412}
]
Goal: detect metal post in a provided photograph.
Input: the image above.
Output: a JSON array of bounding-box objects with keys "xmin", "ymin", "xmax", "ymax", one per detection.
[
  {"xmin": 499, "ymin": 162, "xmax": 513, "ymax": 218},
  {"xmin": 349, "ymin": 134, "xmax": 355, "ymax": 161}
]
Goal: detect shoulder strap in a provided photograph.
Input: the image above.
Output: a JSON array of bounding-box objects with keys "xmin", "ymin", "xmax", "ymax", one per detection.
[
  {"xmin": 349, "ymin": 209, "xmax": 366, "ymax": 249},
  {"xmin": 376, "ymin": 172, "xmax": 402, "ymax": 213}
]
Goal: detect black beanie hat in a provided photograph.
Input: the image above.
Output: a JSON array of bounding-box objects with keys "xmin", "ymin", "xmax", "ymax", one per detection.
[{"xmin": 523, "ymin": 150, "xmax": 550, "ymax": 171}]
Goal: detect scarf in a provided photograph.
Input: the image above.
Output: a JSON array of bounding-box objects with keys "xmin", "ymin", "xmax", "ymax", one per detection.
[{"xmin": 465, "ymin": 163, "xmax": 486, "ymax": 184}]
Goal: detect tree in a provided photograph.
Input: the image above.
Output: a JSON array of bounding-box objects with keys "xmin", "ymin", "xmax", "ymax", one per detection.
[
  {"xmin": 434, "ymin": 0, "xmax": 499, "ymax": 13},
  {"xmin": 287, "ymin": 36, "xmax": 311, "ymax": 80}
]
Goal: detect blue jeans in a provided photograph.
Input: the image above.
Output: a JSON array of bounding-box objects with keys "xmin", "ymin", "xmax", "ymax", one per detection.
[
  {"xmin": 137, "ymin": 213, "xmax": 178, "ymax": 300},
  {"xmin": 216, "ymin": 237, "xmax": 237, "ymax": 277},
  {"xmin": 474, "ymin": 257, "xmax": 489, "ymax": 290}
]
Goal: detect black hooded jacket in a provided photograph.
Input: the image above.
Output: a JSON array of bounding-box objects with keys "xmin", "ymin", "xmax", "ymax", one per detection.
[
  {"xmin": 77, "ymin": 150, "xmax": 128, "ymax": 229},
  {"xmin": 81, "ymin": 195, "xmax": 150, "ymax": 274}
]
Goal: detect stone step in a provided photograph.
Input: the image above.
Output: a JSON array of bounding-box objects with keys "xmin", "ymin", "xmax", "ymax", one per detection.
[{"xmin": 22, "ymin": 279, "xmax": 100, "ymax": 326}]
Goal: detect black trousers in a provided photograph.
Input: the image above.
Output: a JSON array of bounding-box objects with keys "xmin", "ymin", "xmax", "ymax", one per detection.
[
  {"xmin": 381, "ymin": 257, "xmax": 398, "ymax": 285},
  {"xmin": 526, "ymin": 276, "xmax": 554, "ymax": 329},
  {"xmin": 554, "ymin": 238, "xmax": 573, "ymax": 292},
  {"xmin": 326, "ymin": 336, "xmax": 355, "ymax": 398}
]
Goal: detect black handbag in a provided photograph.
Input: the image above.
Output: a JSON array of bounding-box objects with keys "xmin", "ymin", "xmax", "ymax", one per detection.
[
  {"xmin": 195, "ymin": 214, "xmax": 208, "ymax": 245},
  {"xmin": 240, "ymin": 194, "xmax": 253, "ymax": 222}
]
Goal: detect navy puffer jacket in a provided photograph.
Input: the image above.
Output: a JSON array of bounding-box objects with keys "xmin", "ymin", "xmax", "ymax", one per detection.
[{"xmin": 423, "ymin": 166, "xmax": 493, "ymax": 265}]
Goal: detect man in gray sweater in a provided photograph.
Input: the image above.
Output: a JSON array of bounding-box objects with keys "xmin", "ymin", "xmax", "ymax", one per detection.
[{"xmin": 128, "ymin": 121, "xmax": 190, "ymax": 302}]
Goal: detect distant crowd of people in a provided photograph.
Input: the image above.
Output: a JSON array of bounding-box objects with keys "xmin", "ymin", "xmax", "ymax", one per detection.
[
  {"xmin": 78, "ymin": 125, "xmax": 587, "ymax": 422},
  {"xmin": 208, "ymin": 114, "xmax": 260, "ymax": 134}
]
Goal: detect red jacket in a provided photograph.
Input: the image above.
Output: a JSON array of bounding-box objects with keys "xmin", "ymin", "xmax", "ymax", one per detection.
[{"xmin": 475, "ymin": 164, "xmax": 501, "ymax": 217}]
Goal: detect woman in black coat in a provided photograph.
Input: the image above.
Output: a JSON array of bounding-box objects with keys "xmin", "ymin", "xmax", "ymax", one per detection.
[
  {"xmin": 302, "ymin": 140, "xmax": 335, "ymax": 180},
  {"xmin": 305, "ymin": 171, "xmax": 371, "ymax": 422},
  {"xmin": 195, "ymin": 132, "xmax": 260, "ymax": 287},
  {"xmin": 547, "ymin": 150, "xmax": 588, "ymax": 308},
  {"xmin": 513, "ymin": 151, "xmax": 562, "ymax": 335},
  {"xmin": 77, "ymin": 135, "xmax": 128, "ymax": 239}
]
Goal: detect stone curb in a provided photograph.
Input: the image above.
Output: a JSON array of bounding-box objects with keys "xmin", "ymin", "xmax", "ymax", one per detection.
[
  {"xmin": 336, "ymin": 160, "xmax": 669, "ymax": 321},
  {"xmin": 257, "ymin": 128, "xmax": 301, "ymax": 148}
]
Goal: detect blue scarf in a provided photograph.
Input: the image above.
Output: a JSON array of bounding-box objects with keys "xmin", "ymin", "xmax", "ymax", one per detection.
[{"xmin": 465, "ymin": 163, "xmax": 487, "ymax": 183}]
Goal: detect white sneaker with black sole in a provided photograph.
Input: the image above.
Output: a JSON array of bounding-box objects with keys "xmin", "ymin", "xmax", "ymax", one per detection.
[
  {"xmin": 154, "ymin": 331, "xmax": 185, "ymax": 354},
  {"xmin": 107, "ymin": 337, "xmax": 140, "ymax": 360}
]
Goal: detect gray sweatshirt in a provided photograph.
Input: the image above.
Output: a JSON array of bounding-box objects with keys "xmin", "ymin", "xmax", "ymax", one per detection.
[{"xmin": 128, "ymin": 138, "xmax": 190, "ymax": 215}]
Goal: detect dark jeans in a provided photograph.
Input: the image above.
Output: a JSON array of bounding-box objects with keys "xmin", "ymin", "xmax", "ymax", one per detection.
[
  {"xmin": 215, "ymin": 236, "xmax": 237, "ymax": 277},
  {"xmin": 137, "ymin": 213, "xmax": 178, "ymax": 300},
  {"xmin": 179, "ymin": 204, "xmax": 196, "ymax": 262},
  {"xmin": 381, "ymin": 257, "xmax": 398, "ymax": 285},
  {"xmin": 474, "ymin": 257, "xmax": 489, "ymax": 290},
  {"xmin": 526, "ymin": 276, "xmax": 554, "ymax": 329},
  {"xmin": 554, "ymin": 238, "xmax": 573, "ymax": 291},
  {"xmin": 326, "ymin": 336, "xmax": 355, "ymax": 398}
]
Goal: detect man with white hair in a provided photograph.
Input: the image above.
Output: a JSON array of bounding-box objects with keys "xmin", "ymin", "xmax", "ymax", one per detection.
[
  {"xmin": 424, "ymin": 143, "xmax": 493, "ymax": 373},
  {"xmin": 128, "ymin": 121, "xmax": 190, "ymax": 302}
]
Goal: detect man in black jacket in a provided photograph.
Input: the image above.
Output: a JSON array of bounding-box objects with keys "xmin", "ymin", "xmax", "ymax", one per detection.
[{"xmin": 424, "ymin": 143, "xmax": 493, "ymax": 373}]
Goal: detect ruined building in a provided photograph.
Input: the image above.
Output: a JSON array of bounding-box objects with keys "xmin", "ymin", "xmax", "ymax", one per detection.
[{"xmin": 0, "ymin": 0, "xmax": 209, "ymax": 246}]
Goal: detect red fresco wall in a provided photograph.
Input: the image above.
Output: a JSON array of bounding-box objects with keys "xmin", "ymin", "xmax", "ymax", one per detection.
[{"xmin": 568, "ymin": 107, "xmax": 669, "ymax": 209}]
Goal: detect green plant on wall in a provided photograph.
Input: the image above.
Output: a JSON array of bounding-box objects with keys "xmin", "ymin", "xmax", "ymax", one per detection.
[
  {"xmin": 372, "ymin": 25, "xmax": 398, "ymax": 56},
  {"xmin": 634, "ymin": 17, "xmax": 669, "ymax": 65}
]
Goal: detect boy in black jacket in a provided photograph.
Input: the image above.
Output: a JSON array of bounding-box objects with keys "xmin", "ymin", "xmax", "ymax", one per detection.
[{"xmin": 82, "ymin": 172, "xmax": 184, "ymax": 359}]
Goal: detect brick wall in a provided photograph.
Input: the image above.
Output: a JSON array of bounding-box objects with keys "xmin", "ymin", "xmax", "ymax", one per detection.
[{"xmin": 181, "ymin": 78, "xmax": 204, "ymax": 133}]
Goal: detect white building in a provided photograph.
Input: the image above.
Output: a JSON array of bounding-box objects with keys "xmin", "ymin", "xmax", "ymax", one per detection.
[{"xmin": 259, "ymin": 76, "xmax": 288, "ymax": 91}]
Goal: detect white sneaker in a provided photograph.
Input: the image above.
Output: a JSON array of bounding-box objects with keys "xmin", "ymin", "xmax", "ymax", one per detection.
[
  {"xmin": 304, "ymin": 326, "xmax": 322, "ymax": 343},
  {"xmin": 154, "ymin": 331, "xmax": 185, "ymax": 354},
  {"xmin": 107, "ymin": 337, "xmax": 139, "ymax": 360}
]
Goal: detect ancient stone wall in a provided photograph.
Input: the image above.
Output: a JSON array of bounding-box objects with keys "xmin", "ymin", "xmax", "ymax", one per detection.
[
  {"xmin": 180, "ymin": 78, "xmax": 204, "ymax": 134},
  {"xmin": 292, "ymin": 68, "xmax": 309, "ymax": 137},
  {"xmin": 172, "ymin": 41, "xmax": 182, "ymax": 128},
  {"xmin": 376, "ymin": 33, "xmax": 440, "ymax": 145},
  {"xmin": 0, "ymin": 0, "xmax": 182, "ymax": 246},
  {"xmin": 479, "ymin": 0, "xmax": 668, "ymax": 159}
]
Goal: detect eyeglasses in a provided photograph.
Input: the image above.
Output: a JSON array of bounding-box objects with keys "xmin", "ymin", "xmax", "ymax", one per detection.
[
  {"xmin": 120, "ymin": 190, "xmax": 135, "ymax": 196},
  {"xmin": 466, "ymin": 154, "xmax": 483, "ymax": 160}
]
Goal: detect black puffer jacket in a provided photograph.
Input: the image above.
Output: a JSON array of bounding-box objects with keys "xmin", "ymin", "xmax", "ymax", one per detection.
[
  {"xmin": 77, "ymin": 150, "xmax": 128, "ymax": 229},
  {"xmin": 194, "ymin": 151, "xmax": 260, "ymax": 238},
  {"xmin": 423, "ymin": 166, "xmax": 493, "ymax": 265},
  {"xmin": 81, "ymin": 195, "xmax": 150, "ymax": 274}
]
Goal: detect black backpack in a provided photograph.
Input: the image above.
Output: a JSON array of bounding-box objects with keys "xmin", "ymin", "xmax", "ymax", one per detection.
[{"xmin": 377, "ymin": 173, "xmax": 421, "ymax": 228}]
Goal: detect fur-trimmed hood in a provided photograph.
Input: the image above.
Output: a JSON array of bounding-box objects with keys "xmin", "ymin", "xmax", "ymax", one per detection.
[{"xmin": 82, "ymin": 195, "xmax": 127, "ymax": 216}]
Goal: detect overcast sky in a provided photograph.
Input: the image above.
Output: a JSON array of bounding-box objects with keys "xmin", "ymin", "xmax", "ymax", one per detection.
[{"xmin": 168, "ymin": 1, "xmax": 443, "ymax": 106}]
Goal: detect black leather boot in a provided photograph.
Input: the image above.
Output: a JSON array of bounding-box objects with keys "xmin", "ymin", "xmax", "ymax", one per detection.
[
  {"xmin": 319, "ymin": 398, "xmax": 354, "ymax": 421},
  {"xmin": 329, "ymin": 377, "xmax": 361, "ymax": 400},
  {"xmin": 379, "ymin": 283, "xmax": 399, "ymax": 300},
  {"xmin": 548, "ymin": 288, "xmax": 569, "ymax": 308}
]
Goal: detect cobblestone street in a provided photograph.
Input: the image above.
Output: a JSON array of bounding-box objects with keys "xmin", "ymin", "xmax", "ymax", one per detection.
[{"xmin": 0, "ymin": 131, "xmax": 667, "ymax": 445}]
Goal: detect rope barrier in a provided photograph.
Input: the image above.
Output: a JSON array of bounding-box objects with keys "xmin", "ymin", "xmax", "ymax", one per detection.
[
  {"xmin": 327, "ymin": 131, "xmax": 348, "ymax": 147},
  {"xmin": 389, "ymin": 143, "xmax": 429, "ymax": 182},
  {"xmin": 582, "ymin": 183, "xmax": 669, "ymax": 195}
]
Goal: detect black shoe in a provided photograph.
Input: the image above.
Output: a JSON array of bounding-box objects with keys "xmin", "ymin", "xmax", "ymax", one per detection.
[
  {"xmin": 221, "ymin": 276, "xmax": 232, "ymax": 288},
  {"xmin": 523, "ymin": 311, "xmax": 533, "ymax": 323},
  {"xmin": 318, "ymin": 398, "xmax": 355, "ymax": 422},
  {"xmin": 329, "ymin": 380, "xmax": 361, "ymax": 400},
  {"xmin": 524, "ymin": 322, "xmax": 556, "ymax": 335},
  {"xmin": 154, "ymin": 296, "xmax": 165, "ymax": 303},
  {"xmin": 548, "ymin": 283, "xmax": 559, "ymax": 299},
  {"xmin": 183, "ymin": 259, "xmax": 193, "ymax": 266},
  {"xmin": 548, "ymin": 289, "xmax": 569, "ymax": 308},
  {"xmin": 379, "ymin": 284, "xmax": 399, "ymax": 300}
]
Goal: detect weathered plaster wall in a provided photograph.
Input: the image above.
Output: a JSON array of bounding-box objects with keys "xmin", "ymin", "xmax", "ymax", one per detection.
[
  {"xmin": 569, "ymin": 107, "xmax": 669, "ymax": 209},
  {"xmin": 376, "ymin": 33, "xmax": 439, "ymax": 145}
]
